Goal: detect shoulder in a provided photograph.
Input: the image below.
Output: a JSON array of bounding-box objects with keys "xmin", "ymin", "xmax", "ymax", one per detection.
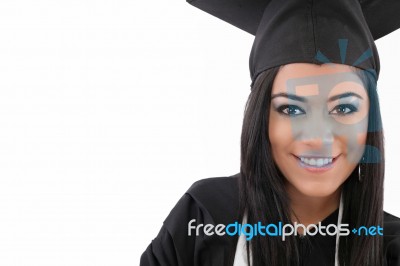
[
  {"xmin": 383, "ymin": 211, "xmax": 400, "ymax": 263},
  {"xmin": 186, "ymin": 173, "xmax": 240, "ymax": 204},
  {"xmin": 384, "ymin": 211, "xmax": 400, "ymax": 235},
  {"xmin": 185, "ymin": 172, "xmax": 240, "ymax": 224},
  {"xmin": 163, "ymin": 173, "xmax": 241, "ymax": 233},
  {"xmin": 141, "ymin": 174, "xmax": 240, "ymax": 266}
]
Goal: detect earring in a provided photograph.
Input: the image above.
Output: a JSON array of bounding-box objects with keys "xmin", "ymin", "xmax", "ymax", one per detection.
[{"xmin": 358, "ymin": 156, "xmax": 365, "ymax": 182}]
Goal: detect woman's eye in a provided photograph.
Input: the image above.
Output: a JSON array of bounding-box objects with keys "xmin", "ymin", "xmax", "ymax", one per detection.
[
  {"xmin": 276, "ymin": 105, "xmax": 305, "ymax": 116},
  {"xmin": 329, "ymin": 104, "xmax": 358, "ymax": 115}
]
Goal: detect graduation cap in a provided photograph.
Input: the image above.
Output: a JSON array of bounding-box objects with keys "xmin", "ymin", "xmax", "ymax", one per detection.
[{"xmin": 186, "ymin": 0, "xmax": 400, "ymax": 87}]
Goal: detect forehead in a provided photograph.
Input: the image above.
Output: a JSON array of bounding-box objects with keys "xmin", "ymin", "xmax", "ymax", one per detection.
[{"xmin": 272, "ymin": 63, "xmax": 365, "ymax": 96}]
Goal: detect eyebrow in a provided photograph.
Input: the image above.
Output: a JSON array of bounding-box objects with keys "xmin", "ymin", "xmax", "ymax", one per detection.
[
  {"xmin": 271, "ymin": 93, "xmax": 306, "ymax": 102},
  {"xmin": 327, "ymin": 92, "xmax": 363, "ymax": 102},
  {"xmin": 271, "ymin": 92, "xmax": 363, "ymax": 102}
]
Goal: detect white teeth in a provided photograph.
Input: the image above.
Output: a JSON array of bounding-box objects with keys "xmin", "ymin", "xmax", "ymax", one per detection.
[{"xmin": 299, "ymin": 156, "xmax": 334, "ymax": 167}]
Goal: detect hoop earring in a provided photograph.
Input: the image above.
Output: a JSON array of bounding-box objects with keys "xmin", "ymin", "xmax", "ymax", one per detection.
[{"xmin": 358, "ymin": 156, "xmax": 365, "ymax": 182}]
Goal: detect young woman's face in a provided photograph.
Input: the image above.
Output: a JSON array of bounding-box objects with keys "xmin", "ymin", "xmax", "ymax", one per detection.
[{"xmin": 269, "ymin": 63, "xmax": 369, "ymax": 198}]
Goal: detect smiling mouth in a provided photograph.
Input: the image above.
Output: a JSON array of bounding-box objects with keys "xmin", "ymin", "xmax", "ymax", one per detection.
[{"xmin": 292, "ymin": 154, "xmax": 341, "ymax": 169}]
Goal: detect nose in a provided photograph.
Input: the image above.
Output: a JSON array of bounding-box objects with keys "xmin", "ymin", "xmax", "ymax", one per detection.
[
  {"xmin": 301, "ymin": 134, "xmax": 334, "ymax": 150},
  {"xmin": 292, "ymin": 112, "xmax": 335, "ymax": 151}
]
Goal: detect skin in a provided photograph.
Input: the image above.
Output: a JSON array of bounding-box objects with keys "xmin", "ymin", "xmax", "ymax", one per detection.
[{"xmin": 268, "ymin": 63, "xmax": 370, "ymax": 230}]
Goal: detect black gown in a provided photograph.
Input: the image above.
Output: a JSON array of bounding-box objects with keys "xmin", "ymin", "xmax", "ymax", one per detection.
[{"xmin": 140, "ymin": 173, "xmax": 400, "ymax": 266}]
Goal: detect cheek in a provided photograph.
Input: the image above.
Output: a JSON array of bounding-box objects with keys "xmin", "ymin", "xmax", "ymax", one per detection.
[
  {"xmin": 339, "ymin": 124, "xmax": 368, "ymax": 164},
  {"xmin": 350, "ymin": 132, "xmax": 368, "ymax": 162},
  {"xmin": 268, "ymin": 110, "xmax": 294, "ymax": 154},
  {"xmin": 357, "ymin": 132, "xmax": 368, "ymax": 146}
]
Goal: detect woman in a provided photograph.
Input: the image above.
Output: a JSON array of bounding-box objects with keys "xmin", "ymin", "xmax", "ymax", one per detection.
[
  {"xmin": 235, "ymin": 62, "xmax": 393, "ymax": 265},
  {"xmin": 141, "ymin": 0, "xmax": 400, "ymax": 265}
]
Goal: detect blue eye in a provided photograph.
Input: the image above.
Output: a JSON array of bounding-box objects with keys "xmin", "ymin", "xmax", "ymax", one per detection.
[
  {"xmin": 329, "ymin": 104, "xmax": 358, "ymax": 115},
  {"xmin": 276, "ymin": 105, "xmax": 305, "ymax": 116}
]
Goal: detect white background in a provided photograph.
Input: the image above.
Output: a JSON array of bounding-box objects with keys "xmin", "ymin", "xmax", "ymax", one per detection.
[{"xmin": 0, "ymin": 0, "xmax": 399, "ymax": 265}]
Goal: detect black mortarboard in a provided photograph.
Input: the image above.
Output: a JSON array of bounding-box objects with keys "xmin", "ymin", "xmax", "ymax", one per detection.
[{"xmin": 186, "ymin": 0, "xmax": 400, "ymax": 87}]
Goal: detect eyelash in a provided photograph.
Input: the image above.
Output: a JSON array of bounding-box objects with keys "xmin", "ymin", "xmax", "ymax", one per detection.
[
  {"xmin": 276, "ymin": 105, "xmax": 305, "ymax": 116},
  {"xmin": 276, "ymin": 104, "xmax": 358, "ymax": 117},
  {"xmin": 329, "ymin": 104, "xmax": 358, "ymax": 116}
]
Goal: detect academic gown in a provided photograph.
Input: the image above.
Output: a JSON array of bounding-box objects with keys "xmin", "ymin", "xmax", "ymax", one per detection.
[{"xmin": 140, "ymin": 173, "xmax": 400, "ymax": 266}]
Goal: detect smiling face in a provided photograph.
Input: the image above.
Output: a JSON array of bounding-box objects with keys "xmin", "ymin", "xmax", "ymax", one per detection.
[{"xmin": 269, "ymin": 63, "xmax": 370, "ymax": 198}]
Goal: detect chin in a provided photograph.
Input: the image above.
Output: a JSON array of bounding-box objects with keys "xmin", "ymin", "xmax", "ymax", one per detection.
[
  {"xmin": 286, "ymin": 175, "xmax": 345, "ymax": 198},
  {"xmin": 296, "ymin": 183, "xmax": 340, "ymax": 198}
]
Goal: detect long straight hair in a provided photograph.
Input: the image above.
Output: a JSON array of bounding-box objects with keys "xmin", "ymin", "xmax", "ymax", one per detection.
[{"xmin": 239, "ymin": 66, "xmax": 384, "ymax": 265}]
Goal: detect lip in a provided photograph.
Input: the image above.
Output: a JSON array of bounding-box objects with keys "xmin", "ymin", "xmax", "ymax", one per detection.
[{"xmin": 292, "ymin": 154, "xmax": 341, "ymax": 173}]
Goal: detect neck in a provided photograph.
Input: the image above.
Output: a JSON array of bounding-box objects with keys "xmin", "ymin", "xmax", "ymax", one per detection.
[{"xmin": 286, "ymin": 183, "xmax": 342, "ymax": 227}]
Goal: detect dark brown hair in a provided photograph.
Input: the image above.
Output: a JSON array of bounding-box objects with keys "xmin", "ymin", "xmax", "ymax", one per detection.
[{"xmin": 239, "ymin": 66, "xmax": 384, "ymax": 265}]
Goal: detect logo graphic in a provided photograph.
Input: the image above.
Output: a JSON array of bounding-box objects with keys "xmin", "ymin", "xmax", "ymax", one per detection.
[
  {"xmin": 188, "ymin": 219, "xmax": 384, "ymax": 241},
  {"xmin": 283, "ymin": 39, "xmax": 381, "ymax": 165}
]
